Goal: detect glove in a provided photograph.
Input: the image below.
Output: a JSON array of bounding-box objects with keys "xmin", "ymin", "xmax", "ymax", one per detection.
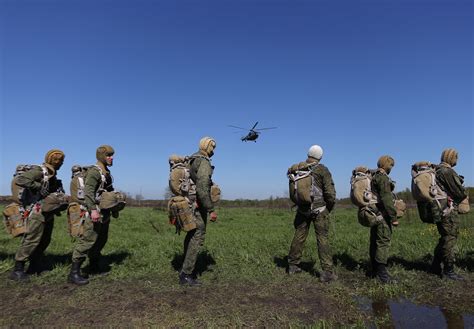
[{"xmin": 112, "ymin": 210, "xmax": 119, "ymax": 218}]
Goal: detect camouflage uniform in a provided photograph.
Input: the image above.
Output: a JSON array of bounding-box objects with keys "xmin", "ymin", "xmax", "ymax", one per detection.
[
  {"xmin": 433, "ymin": 162, "xmax": 467, "ymax": 278},
  {"xmin": 181, "ymin": 151, "xmax": 215, "ymax": 275},
  {"xmin": 10, "ymin": 149, "xmax": 65, "ymax": 281},
  {"xmin": 69, "ymin": 145, "xmax": 115, "ymax": 285},
  {"xmin": 369, "ymin": 169, "xmax": 397, "ymax": 268},
  {"xmin": 72, "ymin": 163, "xmax": 113, "ymax": 264},
  {"xmin": 15, "ymin": 165, "xmax": 63, "ymax": 265},
  {"xmin": 288, "ymin": 158, "xmax": 336, "ymax": 280}
]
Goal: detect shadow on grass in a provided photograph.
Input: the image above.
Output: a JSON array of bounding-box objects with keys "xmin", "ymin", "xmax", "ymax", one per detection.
[
  {"xmin": 273, "ymin": 256, "xmax": 317, "ymax": 275},
  {"xmin": 171, "ymin": 250, "xmax": 216, "ymax": 276},
  {"xmin": 333, "ymin": 252, "xmax": 363, "ymax": 271},
  {"xmin": 456, "ymin": 251, "xmax": 474, "ymax": 271},
  {"xmin": 389, "ymin": 254, "xmax": 433, "ymax": 273}
]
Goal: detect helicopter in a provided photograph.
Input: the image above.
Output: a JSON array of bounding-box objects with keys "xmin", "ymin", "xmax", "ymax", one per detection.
[{"xmin": 228, "ymin": 121, "xmax": 277, "ymax": 142}]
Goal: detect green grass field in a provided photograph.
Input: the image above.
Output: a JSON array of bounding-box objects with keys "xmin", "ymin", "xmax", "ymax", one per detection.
[{"xmin": 1, "ymin": 206, "xmax": 473, "ymax": 327}]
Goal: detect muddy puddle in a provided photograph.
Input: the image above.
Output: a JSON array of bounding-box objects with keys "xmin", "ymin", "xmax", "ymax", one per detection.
[{"xmin": 356, "ymin": 296, "xmax": 474, "ymax": 329}]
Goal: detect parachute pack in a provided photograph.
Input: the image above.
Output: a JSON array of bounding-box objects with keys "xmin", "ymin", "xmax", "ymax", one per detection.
[
  {"xmin": 350, "ymin": 167, "xmax": 405, "ymax": 227},
  {"xmin": 287, "ymin": 161, "xmax": 325, "ymax": 214},
  {"xmin": 70, "ymin": 165, "xmax": 106, "ymax": 204},
  {"xmin": 168, "ymin": 155, "xmax": 197, "ymax": 233},
  {"xmin": 411, "ymin": 161, "xmax": 451, "ymax": 223},
  {"xmin": 11, "ymin": 164, "xmax": 50, "ymax": 205}
]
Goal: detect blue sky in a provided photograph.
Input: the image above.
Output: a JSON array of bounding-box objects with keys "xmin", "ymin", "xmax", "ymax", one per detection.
[{"xmin": 1, "ymin": 0, "xmax": 472, "ymax": 200}]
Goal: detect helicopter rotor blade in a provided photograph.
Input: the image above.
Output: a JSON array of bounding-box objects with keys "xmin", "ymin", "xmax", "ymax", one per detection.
[
  {"xmin": 228, "ymin": 125, "xmax": 248, "ymax": 130},
  {"xmin": 251, "ymin": 121, "xmax": 259, "ymax": 130},
  {"xmin": 255, "ymin": 127, "xmax": 277, "ymax": 131}
]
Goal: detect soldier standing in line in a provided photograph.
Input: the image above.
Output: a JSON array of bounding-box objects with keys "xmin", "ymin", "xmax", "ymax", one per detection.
[
  {"xmin": 179, "ymin": 137, "xmax": 218, "ymax": 285},
  {"xmin": 10, "ymin": 149, "xmax": 65, "ymax": 281},
  {"xmin": 68, "ymin": 145, "xmax": 116, "ymax": 285},
  {"xmin": 370, "ymin": 155, "xmax": 398, "ymax": 284},
  {"xmin": 287, "ymin": 145, "xmax": 338, "ymax": 283},
  {"xmin": 431, "ymin": 148, "xmax": 467, "ymax": 280}
]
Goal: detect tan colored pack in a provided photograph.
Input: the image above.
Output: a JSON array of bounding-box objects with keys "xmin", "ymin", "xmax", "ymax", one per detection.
[
  {"xmin": 287, "ymin": 162, "xmax": 322, "ymax": 206},
  {"xmin": 168, "ymin": 196, "xmax": 196, "ymax": 232},
  {"xmin": 210, "ymin": 184, "xmax": 221, "ymax": 203},
  {"xmin": 99, "ymin": 191, "xmax": 126, "ymax": 212},
  {"xmin": 67, "ymin": 202, "xmax": 86, "ymax": 237},
  {"xmin": 394, "ymin": 199, "xmax": 407, "ymax": 218},
  {"xmin": 458, "ymin": 196, "xmax": 470, "ymax": 214},
  {"xmin": 357, "ymin": 207, "xmax": 383, "ymax": 227},
  {"xmin": 350, "ymin": 166, "xmax": 378, "ymax": 207},
  {"xmin": 42, "ymin": 192, "xmax": 69, "ymax": 213},
  {"xmin": 411, "ymin": 162, "xmax": 447, "ymax": 202},
  {"xmin": 3, "ymin": 203, "xmax": 27, "ymax": 237},
  {"xmin": 168, "ymin": 155, "xmax": 196, "ymax": 198}
]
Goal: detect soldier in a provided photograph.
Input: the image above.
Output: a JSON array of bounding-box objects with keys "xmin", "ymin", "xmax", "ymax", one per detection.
[
  {"xmin": 68, "ymin": 145, "xmax": 116, "ymax": 285},
  {"xmin": 179, "ymin": 137, "xmax": 218, "ymax": 285},
  {"xmin": 10, "ymin": 149, "xmax": 65, "ymax": 281},
  {"xmin": 369, "ymin": 155, "xmax": 398, "ymax": 284},
  {"xmin": 431, "ymin": 148, "xmax": 467, "ymax": 280},
  {"xmin": 287, "ymin": 145, "xmax": 337, "ymax": 283}
]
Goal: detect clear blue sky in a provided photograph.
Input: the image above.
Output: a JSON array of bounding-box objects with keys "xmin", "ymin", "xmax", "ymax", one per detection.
[{"xmin": 1, "ymin": 0, "xmax": 472, "ymax": 200}]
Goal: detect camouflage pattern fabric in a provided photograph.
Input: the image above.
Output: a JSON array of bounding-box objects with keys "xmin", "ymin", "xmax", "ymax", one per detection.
[
  {"xmin": 189, "ymin": 151, "xmax": 214, "ymax": 211},
  {"xmin": 434, "ymin": 163, "xmax": 467, "ymax": 266},
  {"xmin": 72, "ymin": 212, "xmax": 111, "ymax": 262},
  {"xmin": 84, "ymin": 163, "xmax": 113, "ymax": 211},
  {"xmin": 288, "ymin": 210, "xmax": 334, "ymax": 272},
  {"xmin": 15, "ymin": 211, "xmax": 54, "ymax": 262},
  {"xmin": 288, "ymin": 158, "xmax": 336, "ymax": 272},
  {"xmin": 181, "ymin": 208, "xmax": 207, "ymax": 275},
  {"xmin": 369, "ymin": 169, "xmax": 396, "ymax": 265}
]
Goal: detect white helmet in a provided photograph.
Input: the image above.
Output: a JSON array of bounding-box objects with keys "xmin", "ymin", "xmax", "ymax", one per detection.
[{"xmin": 308, "ymin": 145, "xmax": 323, "ymax": 160}]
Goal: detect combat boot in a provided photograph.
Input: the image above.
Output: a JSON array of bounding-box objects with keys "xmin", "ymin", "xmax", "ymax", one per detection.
[
  {"xmin": 443, "ymin": 264, "xmax": 464, "ymax": 281},
  {"xmin": 9, "ymin": 261, "xmax": 29, "ymax": 281},
  {"xmin": 429, "ymin": 255, "xmax": 442, "ymax": 277},
  {"xmin": 376, "ymin": 263, "xmax": 397, "ymax": 284},
  {"xmin": 179, "ymin": 272, "xmax": 201, "ymax": 286},
  {"xmin": 68, "ymin": 261, "xmax": 89, "ymax": 285},
  {"xmin": 287, "ymin": 265, "xmax": 302, "ymax": 275},
  {"xmin": 320, "ymin": 271, "xmax": 338, "ymax": 283}
]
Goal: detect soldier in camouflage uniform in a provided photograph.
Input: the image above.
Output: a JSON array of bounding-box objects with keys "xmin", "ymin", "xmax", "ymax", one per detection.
[
  {"xmin": 10, "ymin": 149, "xmax": 65, "ymax": 281},
  {"xmin": 68, "ymin": 145, "xmax": 116, "ymax": 285},
  {"xmin": 431, "ymin": 148, "xmax": 467, "ymax": 280},
  {"xmin": 179, "ymin": 137, "xmax": 218, "ymax": 285},
  {"xmin": 287, "ymin": 145, "xmax": 337, "ymax": 283},
  {"xmin": 369, "ymin": 155, "xmax": 398, "ymax": 284}
]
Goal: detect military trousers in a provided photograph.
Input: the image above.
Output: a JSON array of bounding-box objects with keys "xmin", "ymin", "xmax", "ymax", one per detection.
[
  {"xmin": 72, "ymin": 212, "xmax": 111, "ymax": 263},
  {"xmin": 15, "ymin": 210, "xmax": 54, "ymax": 262},
  {"xmin": 369, "ymin": 218, "xmax": 392, "ymax": 265},
  {"xmin": 434, "ymin": 212, "xmax": 460, "ymax": 266},
  {"xmin": 182, "ymin": 208, "xmax": 207, "ymax": 275},
  {"xmin": 288, "ymin": 210, "xmax": 334, "ymax": 272}
]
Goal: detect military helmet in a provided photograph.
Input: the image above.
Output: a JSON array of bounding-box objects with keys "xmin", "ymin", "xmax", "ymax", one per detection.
[
  {"xmin": 44, "ymin": 149, "xmax": 65, "ymax": 170},
  {"xmin": 441, "ymin": 148, "xmax": 458, "ymax": 167},
  {"xmin": 308, "ymin": 145, "xmax": 323, "ymax": 160},
  {"xmin": 199, "ymin": 137, "xmax": 216, "ymax": 156},
  {"xmin": 377, "ymin": 155, "xmax": 395, "ymax": 173},
  {"xmin": 96, "ymin": 145, "xmax": 115, "ymax": 163}
]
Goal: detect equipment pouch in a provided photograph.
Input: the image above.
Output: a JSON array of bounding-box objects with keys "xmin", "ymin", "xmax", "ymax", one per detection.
[
  {"xmin": 3, "ymin": 203, "xmax": 27, "ymax": 237},
  {"xmin": 168, "ymin": 196, "xmax": 196, "ymax": 232},
  {"xmin": 458, "ymin": 196, "xmax": 470, "ymax": 214},
  {"xmin": 67, "ymin": 202, "xmax": 85, "ymax": 237},
  {"xmin": 358, "ymin": 206, "xmax": 383, "ymax": 227},
  {"xmin": 210, "ymin": 184, "xmax": 221, "ymax": 203}
]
